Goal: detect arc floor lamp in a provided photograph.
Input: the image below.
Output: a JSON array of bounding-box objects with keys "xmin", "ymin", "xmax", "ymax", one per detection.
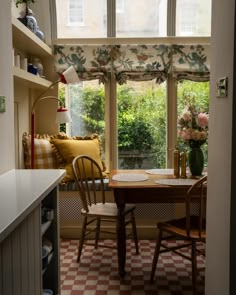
[{"xmin": 31, "ymin": 65, "xmax": 79, "ymax": 168}]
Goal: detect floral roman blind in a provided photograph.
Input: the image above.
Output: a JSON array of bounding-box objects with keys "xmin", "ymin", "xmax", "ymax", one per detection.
[
  {"xmin": 53, "ymin": 43, "xmax": 210, "ymax": 84},
  {"xmin": 111, "ymin": 44, "xmax": 172, "ymax": 84},
  {"xmin": 171, "ymin": 44, "xmax": 210, "ymax": 82},
  {"xmin": 54, "ymin": 45, "xmax": 113, "ymax": 84}
]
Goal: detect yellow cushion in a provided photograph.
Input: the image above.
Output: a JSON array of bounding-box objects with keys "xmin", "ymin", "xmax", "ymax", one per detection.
[{"xmin": 51, "ymin": 134, "xmax": 105, "ymax": 182}]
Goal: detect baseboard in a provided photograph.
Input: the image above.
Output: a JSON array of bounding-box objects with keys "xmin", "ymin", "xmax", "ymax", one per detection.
[{"xmin": 60, "ymin": 222, "xmax": 158, "ymax": 240}]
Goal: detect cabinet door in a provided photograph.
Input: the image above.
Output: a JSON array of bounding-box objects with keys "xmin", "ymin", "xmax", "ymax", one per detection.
[{"xmin": 0, "ymin": 206, "xmax": 41, "ymax": 295}]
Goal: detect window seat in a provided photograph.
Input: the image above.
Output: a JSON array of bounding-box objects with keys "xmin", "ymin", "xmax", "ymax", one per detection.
[
  {"xmin": 21, "ymin": 133, "xmax": 183, "ymax": 240},
  {"xmin": 58, "ymin": 178, "xmax": 111, "ymax": 192}
]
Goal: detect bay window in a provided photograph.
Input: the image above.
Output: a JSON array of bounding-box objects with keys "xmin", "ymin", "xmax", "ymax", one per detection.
[{"xmin": 54, "ymin": 0, "xmax": 211, "ymax": 170}]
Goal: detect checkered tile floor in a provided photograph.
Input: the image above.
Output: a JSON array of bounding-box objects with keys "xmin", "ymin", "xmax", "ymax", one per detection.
[{"xmin": 60, "ymin": 239, "xmax": 205, "ymax": 295}]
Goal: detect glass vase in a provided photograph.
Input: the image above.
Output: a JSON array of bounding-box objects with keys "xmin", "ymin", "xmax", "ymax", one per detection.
[{"xmin": 188, "ymin": 145, "xmax": 204, "ymax": 176}]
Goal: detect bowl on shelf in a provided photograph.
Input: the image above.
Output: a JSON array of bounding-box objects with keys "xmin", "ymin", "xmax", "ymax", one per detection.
[{"xmin": 43, "ymin": 289, "xmax": 53, "ymax": 295}]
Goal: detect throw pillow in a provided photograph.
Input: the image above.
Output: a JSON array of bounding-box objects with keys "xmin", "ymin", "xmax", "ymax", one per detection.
[
  {"xmin": 22, "ymin": 132, "xmax": 58, "ymax": 169},
  {"xmin": 50, "ymin": 134, "xmax": 105, "ymax": 182}
]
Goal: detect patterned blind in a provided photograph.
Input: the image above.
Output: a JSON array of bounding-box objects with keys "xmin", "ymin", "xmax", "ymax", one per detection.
[{"xmin": 54, "ymin": 43, "xmax": 210, "ymax": 84}]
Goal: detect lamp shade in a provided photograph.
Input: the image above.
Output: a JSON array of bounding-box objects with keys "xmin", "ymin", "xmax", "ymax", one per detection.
[
  {"xmin": 60, "ymin": 66, "xmax": 79, "ymax": 84},
  {"xmin": 56, "ymin": 107, "xmax": 71, "ymax": 124}
]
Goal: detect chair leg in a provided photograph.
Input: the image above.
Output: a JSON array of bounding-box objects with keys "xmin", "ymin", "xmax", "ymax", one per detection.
[
  {"xmin": 95, "ymin": 217, "xmax": 101, "ymax": 249},
  {"xmin": 130, "ymin": 211, "xmax": 139, "ymax": 254},
  {"xmin": 77, "ymin": 217, "xmax": 87, "ymax": 262},
  {"xmin": 150, "ymin": 228, "xmax": 162, "ymax": 283},
  {"xmin": 191, "ymin": 240, "xmax": 197, "ymax": 295}
]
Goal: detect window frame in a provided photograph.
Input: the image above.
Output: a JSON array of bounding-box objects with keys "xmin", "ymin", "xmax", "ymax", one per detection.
[{"xmin": 53, "ymin": 0, "xmax": 211, "ymax": 170}]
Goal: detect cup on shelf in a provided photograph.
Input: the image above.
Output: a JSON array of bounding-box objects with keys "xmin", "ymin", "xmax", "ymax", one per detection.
[
  {"xmin": 46, "ymin": 209, "xmax": 54, "ymax": 221},
  {"xmin": 32, "ymin": 58, "xmax": 44, "ymax": 77},
  {"xmin": 41, "ymin": 207, "xmax": 54, "ymax": 223},
  {"xmin": 28, "ymin": 63, "xmax": 38, "ymax": 75},
  {"xmin": 14, "ymin": 55, "xmax": 20, "ymax": 68},
  {"xmin": 20, "ymin": 58, "xmax": 28, "ymax": 71}
]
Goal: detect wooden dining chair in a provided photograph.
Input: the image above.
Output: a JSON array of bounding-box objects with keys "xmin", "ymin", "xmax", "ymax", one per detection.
[
  {"xmin": 72, "ymin": 155, "xmax": 139, "ymax": 263},
  {"xmin": 150, "ymin": 175, "xmax": 207, "ymax": 294}
]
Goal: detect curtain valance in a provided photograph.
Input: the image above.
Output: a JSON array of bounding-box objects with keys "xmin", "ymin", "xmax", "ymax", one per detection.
[
  {"xmin": 54, "ymin": 45, "xmax": 113, "ymax": 84},
  {"xmin": 111, "ymin": 44, "xmax": 171, "ymax": 84},
  {"xmin": 171, "ymin": 44, "xmax": 210, "ymax": 82},
  {"xmin": 53, "ymin": 43, "xmax": 210, "ymax": 84}
]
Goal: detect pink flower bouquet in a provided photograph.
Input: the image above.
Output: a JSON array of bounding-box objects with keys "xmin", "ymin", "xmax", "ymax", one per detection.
[{"xmin": 178, "ymin": 105, "xmax": 209, "ymax": 147}]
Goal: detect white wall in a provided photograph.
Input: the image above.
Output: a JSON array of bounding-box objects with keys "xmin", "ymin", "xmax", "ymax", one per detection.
[
  {"xmin": 206, "ymin": 0, "xmax": 235, "ymax": 294},
  {"xmin": 0, "ymin": 0, "xmax": 15, "ymax": 174}
]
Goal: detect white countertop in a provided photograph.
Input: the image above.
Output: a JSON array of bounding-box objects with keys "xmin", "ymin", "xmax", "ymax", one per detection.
[{"xmin": 0, "ymin": 169, "xmax": 65, "ymax": 242}]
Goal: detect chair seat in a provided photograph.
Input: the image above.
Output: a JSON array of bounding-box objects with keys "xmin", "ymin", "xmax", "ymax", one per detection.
[
  {"xmin": 81, "ymin": 202, "xmax": 136, "ymax": 217},
  {"xmin": 159, "ymin": 216, "xmax": 206, "ymax": 240}
]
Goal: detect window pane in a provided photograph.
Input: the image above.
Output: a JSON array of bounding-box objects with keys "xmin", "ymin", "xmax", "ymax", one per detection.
[
  {"xmin": 177, "ymin": 80, "xmax": 210, "ymax": 166},
  {"xmin": 56, "ymin": 0, "xmax": 107, "ymax": 38},
  {"xmin": 116, "ymin": 0, "xmax": 167, "ymax": 37},
  {"xmin": 117, "ymin": 80, "xmax": 167, "ymax": 169},
  {"xmin": 69, "ymin": 0, "xmax": 83, "ymax": 24},
  {"xmin": 176, "ymin": 0, "xmax": 211, "ymax": 36},
  {"xmin": 68, "ymin": 81, "xmax": 105, "ymax": 157}
]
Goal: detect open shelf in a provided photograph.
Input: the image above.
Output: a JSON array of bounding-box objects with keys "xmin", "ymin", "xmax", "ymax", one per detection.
[
  {"xmin": 13, "ymin": 66, "xmax": 53, "ymax": 89},
  {"xmin": 12, "ymin": 16, "xmax": 53, "ymax": 57}
]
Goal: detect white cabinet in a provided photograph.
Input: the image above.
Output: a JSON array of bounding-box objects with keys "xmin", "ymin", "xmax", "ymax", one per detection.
[{"xmin": 0, "ymin": 169, "xmax": 65, "ymax": 295}]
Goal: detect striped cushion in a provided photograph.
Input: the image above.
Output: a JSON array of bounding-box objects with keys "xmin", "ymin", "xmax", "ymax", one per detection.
[{"xmin": 22, "ymin": 132, "xmax": 57, "ymax": 169}]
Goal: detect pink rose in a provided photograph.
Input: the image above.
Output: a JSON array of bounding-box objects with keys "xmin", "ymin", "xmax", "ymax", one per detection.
[
  {"xmin": 181, "ymin": 128, "xmax": 192, "ymax": 140},
  {"xmin": 196, "ymin": 113, "xmax": 209, "ymax": 128}
]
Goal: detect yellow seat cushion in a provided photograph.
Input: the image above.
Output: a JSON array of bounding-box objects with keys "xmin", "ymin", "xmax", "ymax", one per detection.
[{"xmin": 51, "ymin": 134, "xmax": 105, "ymax": 182}]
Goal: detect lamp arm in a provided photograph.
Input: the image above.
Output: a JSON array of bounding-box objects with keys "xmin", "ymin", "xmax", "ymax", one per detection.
[
  {"xmin": 31, "ymin": 80, "xmax": 60, "ymax": 111},
  {"xmin": 31, "ymin": 95, "xmax": 61, "ymax": 113}
]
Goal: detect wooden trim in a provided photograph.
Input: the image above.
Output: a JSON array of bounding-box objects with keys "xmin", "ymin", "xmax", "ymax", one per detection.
[
  {"xmin": 60, "ymin": 222, "xmax": 158, "ymax": 240},
  {"xmin": 53, "ymin": 36, "xmax": 211, "ymax": 45},
  {"xmin": 230, "ymin": 4, "xmax": 236, "ymax": 293}
]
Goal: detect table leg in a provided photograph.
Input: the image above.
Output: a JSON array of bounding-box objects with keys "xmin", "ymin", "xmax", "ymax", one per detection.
[{"xmin": 114, "ymin": 189, "xmax": 126, "ymax": 277}]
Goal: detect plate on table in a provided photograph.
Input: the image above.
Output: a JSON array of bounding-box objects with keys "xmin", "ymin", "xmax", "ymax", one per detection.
[
  {"xmin": 145, "ymin": 169, "xmax": 173, "ymax": 175},
  {"xmin": 155, "ymin": 178, "xmax": 198, "ymax": 186},
  {"xmin": 112, "ymin": 173, "xmax": 149, "ymax": 182}
]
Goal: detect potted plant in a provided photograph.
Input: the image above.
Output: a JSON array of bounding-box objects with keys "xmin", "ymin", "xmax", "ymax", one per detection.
[
  {"xmin": 14, "ymin": 0, "xmax": 36, "ymax": 18},
  {"xmin": 14, "ymin": 0, "xmax": 39, "ymax": 34},
  {"xmin": 14, "ymin": 0, "xmax": 36, "ymax": 8},
  {"xmin": 178, "ymin": 104, "xmax": 209, "ymax": 176}
]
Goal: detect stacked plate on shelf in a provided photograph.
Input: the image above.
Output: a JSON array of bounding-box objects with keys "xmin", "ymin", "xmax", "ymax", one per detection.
[{"xmin": 42, "ymin": 239, "xmax": 53, "ymax": 269}]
